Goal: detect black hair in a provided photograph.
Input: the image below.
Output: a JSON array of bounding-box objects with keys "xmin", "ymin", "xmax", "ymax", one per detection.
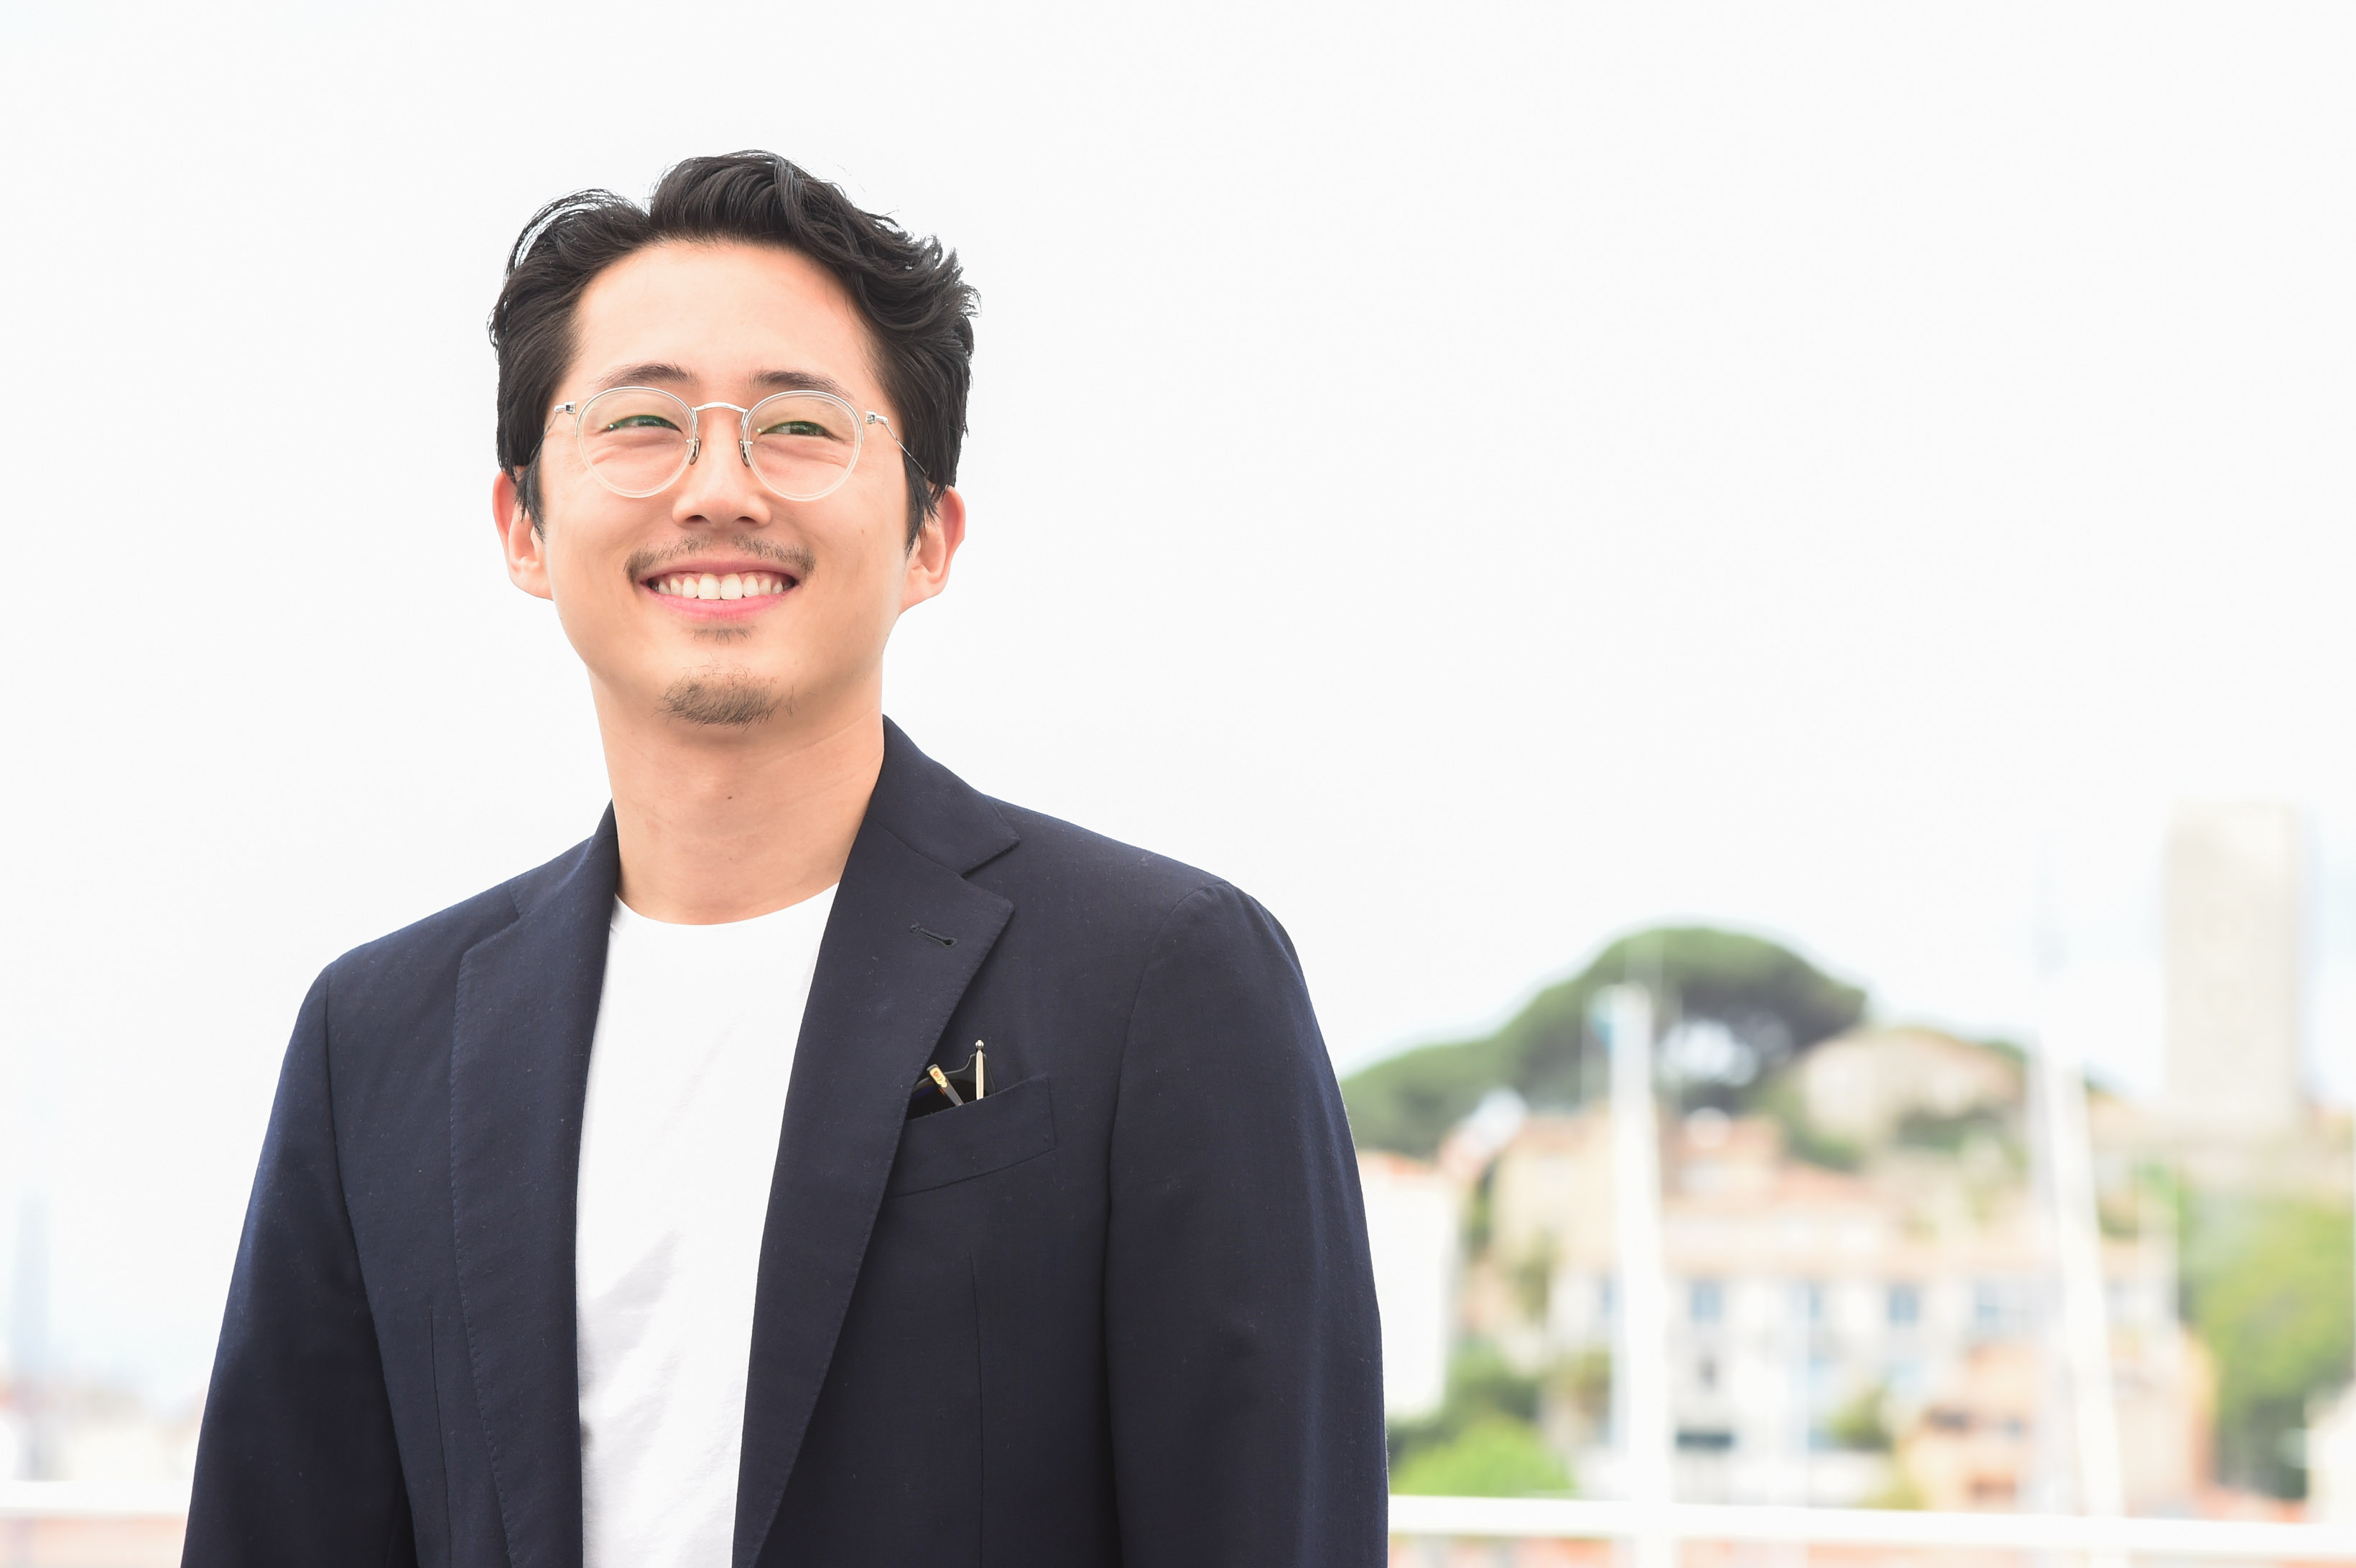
[{"xmin": 490, "ymin": 152, "xmax": 975, "ymax": 544}]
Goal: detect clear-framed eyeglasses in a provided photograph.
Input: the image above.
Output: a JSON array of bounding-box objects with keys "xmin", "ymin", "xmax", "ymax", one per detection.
[{"xmin": 549, "ymin": 386, "xmax": 919, "ymax": 504}]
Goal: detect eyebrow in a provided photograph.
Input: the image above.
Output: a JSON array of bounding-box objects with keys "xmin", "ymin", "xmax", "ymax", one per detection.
[
  {"xmin": 590, "ymin": 361, "xmax": 695, "ymax": 394},
  {"xmin": 748, "ymin": 368, "xmax": 857, "ymax": 402},
  {"xmin": 586, "ymin": 363, "xmax": 861, "ymax": 405}
]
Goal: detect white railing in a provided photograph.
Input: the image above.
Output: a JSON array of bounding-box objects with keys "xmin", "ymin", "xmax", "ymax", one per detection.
[
  {"xmin": 1388, "ymin": 1498, "xmax": 2356, "ymax": 1558},
  {"xmin": 10, "ymin": 1484, "xmax": 2356, "ymax": 1561}
]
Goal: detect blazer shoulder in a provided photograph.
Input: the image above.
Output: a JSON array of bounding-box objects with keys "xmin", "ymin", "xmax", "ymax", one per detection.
[
  {"xmin": 318, "ymin": 827, "xmax": 605, "ymax": 1008},
  {"xmin": 978, "ymin": 798, "xmax": 1274, "ymax": 940}
]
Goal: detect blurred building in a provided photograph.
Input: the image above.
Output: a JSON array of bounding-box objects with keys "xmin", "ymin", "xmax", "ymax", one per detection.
[
  {"xmin": 2165, "ymin": 802, "xmax": 2304, "ymax": 1138},
  {"xmin": 1467, "ymin": 1031, "xmax": 2206, "ymax": 1512},
  {"xmin": 1903, "ymin": 1334, "xmax": 2213, "ymax": 1513},
  {"xmin": 1358, "ymin": 1151, "xmax": 1458, "ymax": 1421},
  {"xmin": 1796, "ymin": 1029, "xmax": 2020, "ymax": 1146},
  {"xmin": 1901, "ymin": 1342, "xmax": 2042, "ymax": 1511}
]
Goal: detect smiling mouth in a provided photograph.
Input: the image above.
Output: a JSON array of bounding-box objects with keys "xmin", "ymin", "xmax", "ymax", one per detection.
[{"xmin": 646, "ymin": 570, "xmax": 797, "ymax": 601}]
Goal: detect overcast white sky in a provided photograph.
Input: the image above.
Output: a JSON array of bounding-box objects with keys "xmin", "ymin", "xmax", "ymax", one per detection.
[{"xmin": 4, "ymin": 1, "xmax": 2353, "ymax": 1404}]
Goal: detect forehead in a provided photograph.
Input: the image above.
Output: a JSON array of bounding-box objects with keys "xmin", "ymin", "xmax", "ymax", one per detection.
[{"xmin": 567, "ymin": 240, "xmax": 881, "ymax": 404}]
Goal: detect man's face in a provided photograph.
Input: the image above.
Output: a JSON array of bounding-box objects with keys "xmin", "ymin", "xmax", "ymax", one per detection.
[{"xmin": 494, "ymin": 241, "xmax": 962, "ymax": 736}]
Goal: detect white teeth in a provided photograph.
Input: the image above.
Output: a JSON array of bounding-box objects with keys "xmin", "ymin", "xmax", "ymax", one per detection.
[{"xmin": 649, "ymin": 570, "xmax": 792, "ymax": 599}]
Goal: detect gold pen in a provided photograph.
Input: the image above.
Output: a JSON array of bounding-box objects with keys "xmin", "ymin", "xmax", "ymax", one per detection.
[{"xmin": 927, "ymin": 1064, "xmax": 963, "ymax": 1106}]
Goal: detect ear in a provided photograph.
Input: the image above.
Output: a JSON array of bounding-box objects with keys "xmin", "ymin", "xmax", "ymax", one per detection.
[
  {"xmin": 901, "ymin": 486, "xmax": 967, "ymax": 612},
  {"xmin": 493, "ymin": 470, "xmax": 555, "ymax": 601}
]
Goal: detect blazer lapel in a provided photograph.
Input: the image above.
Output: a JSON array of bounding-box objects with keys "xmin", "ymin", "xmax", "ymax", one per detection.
[
  {"xmin": 449, "ymin": 812, "xmax": 619, "ymax": 1568},
  {"xmin": 734, "ymin": 723, "xmax": 1019, "ymax": 1568}
]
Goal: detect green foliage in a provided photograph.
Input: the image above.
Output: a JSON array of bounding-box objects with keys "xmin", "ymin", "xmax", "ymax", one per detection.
[
  {"xmin": 1342, "ymin": 926, "xmax": 1868, "ymax": 1156},
  {"xmin": 1893, "ymin": 1106, "xmax": 2013, "ymax": 1154},
  {"xmin": 1860, "ymin": 1464, "xmax": 1926, "ymax": 1510},
  {"xmin": 1388, "ymin": 1341, "xmax": 1544, "ymax": 1472},
  {"xmin": 1552, "ymin": 1346, "xmax": 1613, "ymax": 1425},
  {"xmin": 1448, "ymin": 1341, "xmax": 1542, "ymax": 1425},
  {"xmin": 2179, "ymin": 1193, "xmax": 2354, "ymax": 1498},
  {"xmin": 1507, "ymin": 1243, "xmax": 1555, "ymax": 1320},
  {"xmin": 1753, "ymin": 1072, "xmax": 1864, "ymax": 1172},
  {"xmin": 1462, "ymin": 1166, "xmax": 1495, "ymax": 1256},
  {"xmin": 1825, "ymin": 1383, "xmax": 1894, "ymax": 1452},
  {"xmin": 1391, "ymin": 1417, "xmax": 1572, "ymax": 1497},
  {"xmin": 1337, "ymin": 1033, "xmax": 1521, "ymax": 1161},
  {"xmin": 1540, "ymin": 1347, "xmax": 1613, "ymax": 1448}
]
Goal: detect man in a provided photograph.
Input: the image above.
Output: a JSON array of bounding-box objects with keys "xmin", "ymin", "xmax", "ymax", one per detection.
[{"xmin": 182, "ymin": 152, "xmax": 1386, "ymax": 1567}]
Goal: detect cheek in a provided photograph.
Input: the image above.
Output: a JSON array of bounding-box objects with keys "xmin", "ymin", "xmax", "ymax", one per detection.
[
  {"xmin": 537, "ymin": 503, "xmax": 641, "ymax": 595},
  {"xmin": 851, "ymin": 537, "xmax": 917, "ymax": 616},
  {"xmin": 810, "ymin": 514, "xmax": 905, "ymax": 596}
]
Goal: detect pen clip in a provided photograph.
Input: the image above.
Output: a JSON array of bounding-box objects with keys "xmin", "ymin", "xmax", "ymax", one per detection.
[{"xmin": 912, "ymin": 1041, "xmax": 991, "ymax": 1106}]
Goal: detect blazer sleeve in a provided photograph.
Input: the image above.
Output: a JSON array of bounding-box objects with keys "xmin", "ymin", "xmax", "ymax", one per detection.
[
  {"xmin": 183, "ymin": 970, "xmax": 417, "ymax": 1568},
  {"xmin": 1104, "ymin": 883, "xmax": 1388, "ymax": 1566}
]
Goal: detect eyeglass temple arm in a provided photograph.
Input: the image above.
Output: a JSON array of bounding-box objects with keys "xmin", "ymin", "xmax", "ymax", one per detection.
[{"xmin": 865, "ymin": 412, "xmax": 932, "ymax": 486}]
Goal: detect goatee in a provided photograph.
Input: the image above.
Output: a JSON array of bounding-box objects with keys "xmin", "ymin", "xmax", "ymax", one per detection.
[{"xmin": 661, "ymin": 667, "xmax": 786, "ymax": 728}]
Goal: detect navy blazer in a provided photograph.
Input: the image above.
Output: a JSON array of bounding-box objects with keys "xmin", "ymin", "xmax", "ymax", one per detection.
[{"xmin": 183, "ymin": 721, "xmax": 1387, "ymax": 1567}]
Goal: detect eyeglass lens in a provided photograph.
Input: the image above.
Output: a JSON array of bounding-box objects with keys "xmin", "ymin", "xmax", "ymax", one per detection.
[{"xmin": 574, "ymin": 388, "xmax": 864, "ymax": 501}]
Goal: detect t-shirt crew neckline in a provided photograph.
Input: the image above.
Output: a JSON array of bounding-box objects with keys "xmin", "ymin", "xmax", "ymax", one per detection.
[{"xmin": 608, "ymin": 886, "xmax": 841, "ymax": 935}]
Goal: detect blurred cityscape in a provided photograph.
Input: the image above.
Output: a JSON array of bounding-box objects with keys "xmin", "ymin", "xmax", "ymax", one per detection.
[
  {"xmin": 1355, "ymin": 802, "xmax": 2355, "ymax": 1525},
  {"xmin": 2, "ymin": 802, "xmax": 2351, "ymax": 1564}
]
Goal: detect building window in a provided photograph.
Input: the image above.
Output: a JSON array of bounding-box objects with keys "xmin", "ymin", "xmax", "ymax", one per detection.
[
  {"xmin": 1805, "ymin": 1355, "xmax": 1838, "ymax": 1449},
  {"xmin": 1972, "ymin": 1279, "xmax": 2023, "ymax": 1337},
  {"xmin": 1887, "ymin": 1283, "xmax": 1920, "ymax": 1327},
  {"xmin": 1691, "ymin": 1279, "xmax": 1724, "ymax": 1324}
]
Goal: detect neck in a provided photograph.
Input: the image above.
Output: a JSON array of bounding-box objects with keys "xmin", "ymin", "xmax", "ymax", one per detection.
[{"xmin": 595, "ymin": 687, "xmax": 884, "ymax": 925}]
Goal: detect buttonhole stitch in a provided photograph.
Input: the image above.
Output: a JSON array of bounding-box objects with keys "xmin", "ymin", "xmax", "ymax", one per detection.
[{"xmin": 910, "ymin": 923, "xmax": 957, "ymax": 947}]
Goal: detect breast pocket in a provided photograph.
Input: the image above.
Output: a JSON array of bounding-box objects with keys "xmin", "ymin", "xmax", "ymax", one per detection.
[{"xmin": 886, "ymin": 1074, "xmax": 1057, "ymax": 1197}]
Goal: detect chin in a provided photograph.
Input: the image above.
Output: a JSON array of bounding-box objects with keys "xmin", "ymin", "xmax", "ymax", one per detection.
[{"xmin": 659, "ymin": 668, "xmax": 789, "ymax": 728}]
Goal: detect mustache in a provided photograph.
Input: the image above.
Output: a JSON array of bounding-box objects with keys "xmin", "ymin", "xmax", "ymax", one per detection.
[{"xmin": 623, "ymin": 537, "xmax": 817, "ymax": 581}]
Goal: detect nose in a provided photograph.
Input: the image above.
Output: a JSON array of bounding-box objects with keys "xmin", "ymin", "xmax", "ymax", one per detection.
[{"xmin": 672, "ymin": 405, "xmax": 770, "ymax": 529}]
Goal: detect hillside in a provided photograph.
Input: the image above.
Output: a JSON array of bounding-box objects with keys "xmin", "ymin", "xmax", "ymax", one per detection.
[{"xmin": 1340, "ymin": 925, "xmax": 1867, "ymax": 1156}]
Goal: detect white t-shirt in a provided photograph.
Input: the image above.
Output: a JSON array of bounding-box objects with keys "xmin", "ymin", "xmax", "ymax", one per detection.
[{"xmin": 575, "ymin": 885, "xmax": 838, "ymax": 1568}]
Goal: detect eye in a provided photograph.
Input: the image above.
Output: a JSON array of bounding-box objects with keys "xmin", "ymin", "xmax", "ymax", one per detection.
[
  {"xmin": 757, "ymin": 418, "xmax": 833, "ymax": 439},
  {"xmin": 603, "ymin": 413, "xmax": 682, "ymax": 433}
]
